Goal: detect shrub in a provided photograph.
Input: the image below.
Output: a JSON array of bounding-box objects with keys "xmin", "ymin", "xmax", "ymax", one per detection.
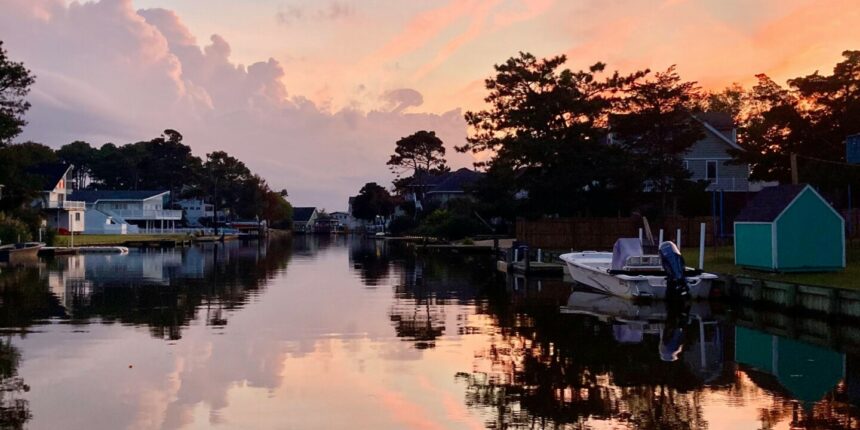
[
  {"xmin": 0, "ymin": 213, "xmax": 32, "ymax": 245},
  {"xmin": 388, "ymin": 216, "xmax": 417, "ymax": 236}
]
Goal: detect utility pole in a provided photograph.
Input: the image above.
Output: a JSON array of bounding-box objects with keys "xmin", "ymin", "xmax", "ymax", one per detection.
[{"xmin": 790, "ymin": 152, "xmax": 799, "ymax": 185}]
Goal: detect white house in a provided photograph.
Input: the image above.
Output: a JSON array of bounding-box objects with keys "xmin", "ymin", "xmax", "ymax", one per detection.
[
  {"xmin": 177, "ymin": 199, "xmax": 214, "ymax": 227},
  {"xmin": 29, "ymin": 164, "xmax": 86, "ymax": 233},
  {"xmin": 70, "ymin": 190, "xmax": 182, "ymax": 234},
  {"xmin": 292, "ymin": 207, "xmax": 319, "ymax": 233}
]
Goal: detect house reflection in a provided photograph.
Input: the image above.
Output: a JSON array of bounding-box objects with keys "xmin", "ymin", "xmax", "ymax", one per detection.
[{"xmin": 42, "ymin": 239, "xmax": 292, "ymax": 339}]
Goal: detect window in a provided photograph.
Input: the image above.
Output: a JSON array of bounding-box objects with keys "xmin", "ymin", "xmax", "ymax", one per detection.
[
  {"xmin": 75, "ymin": 213, "xmax": 81, "ymax": 221},
  {"xmin": 683, "ymin": 160, "xmax": 690, "ymax": 171},
  {"xmin": 706, "ymin": 160, "xmax": 718, "ymax": 181}
]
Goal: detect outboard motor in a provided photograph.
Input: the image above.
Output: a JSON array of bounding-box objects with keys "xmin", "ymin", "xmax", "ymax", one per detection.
[{"xmin": 658, "ymin": 241, "xmax": 690, "ymax": 300}]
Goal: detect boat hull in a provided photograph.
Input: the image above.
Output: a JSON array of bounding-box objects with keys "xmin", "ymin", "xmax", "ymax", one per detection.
[{"xmin": 560, "ymin": 252, "xmax": 717, "ymax": 300}]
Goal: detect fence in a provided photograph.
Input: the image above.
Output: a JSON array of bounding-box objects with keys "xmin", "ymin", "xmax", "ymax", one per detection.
[{"xmin": 515, "ymin": 216, "xmax": 718, "ymax": 251}]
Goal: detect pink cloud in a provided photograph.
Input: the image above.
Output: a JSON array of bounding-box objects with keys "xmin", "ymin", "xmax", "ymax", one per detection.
[{"xmin": 0, "ymin": 0, "xmax": 471, "ymax": 209}]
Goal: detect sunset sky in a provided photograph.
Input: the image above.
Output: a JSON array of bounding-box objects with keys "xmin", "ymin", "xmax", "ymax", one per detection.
[{"xmin": 2, "ymin": 0, "xmax": 859, "ymax": 208}]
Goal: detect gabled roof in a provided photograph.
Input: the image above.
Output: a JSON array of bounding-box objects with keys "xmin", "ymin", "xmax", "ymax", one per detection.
[
  {"xmin": 28, "ymin": 163, "xmax": 72, "ymax": 190},
  {"xmin": 735, "ymin": 184, "xmax": 808, "ymax": 222},
  {"xmin": 292, "ymin": 207, "xmax": 317, "ymax": 222},
  {"xmin": 427, "ymin": 168, "xmax": 483, "ymax": 194},
  {"xmin": 70, "ymin": 190, "xmax": 169, "ymax": 203},
  {"xmin": 693, "ymin": 112, "xmax": 743, "ymax": 151}
]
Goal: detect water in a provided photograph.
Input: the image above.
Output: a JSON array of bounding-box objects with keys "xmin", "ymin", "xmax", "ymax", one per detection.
[{"xmin": 0, "ymin": 236, "xmax": 858, "ymax": 429}]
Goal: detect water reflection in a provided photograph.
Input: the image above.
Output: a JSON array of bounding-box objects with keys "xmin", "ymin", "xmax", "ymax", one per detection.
[{"xmin": 0, "ymin": 238, "xmax": 857, "ymax": 428}]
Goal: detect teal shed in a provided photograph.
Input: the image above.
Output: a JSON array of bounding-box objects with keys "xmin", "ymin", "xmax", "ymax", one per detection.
[{"xmin": 734, "ymin": 184, "xmax": 845, "ymax": 272}]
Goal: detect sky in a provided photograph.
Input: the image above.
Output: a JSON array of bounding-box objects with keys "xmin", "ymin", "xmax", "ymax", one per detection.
[{"xmin": 1, "ymin": 0, "xmax": 859, "ymax": 209}]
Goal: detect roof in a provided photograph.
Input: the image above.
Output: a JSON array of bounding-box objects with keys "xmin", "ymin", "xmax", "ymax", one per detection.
[
  {"xmin": 693, "ymin": 112, "xmax": 743, "ymax": 151},
  {"xmin": 292, "ymin": 207, "xmax": 317, "ymax": 222},
  {"xmin": 735, "ymin": 184, "xmax": 808, "ymax": 222},
  {"xmin": 69, "ymin": 190, "xmax": 169, "ymax": 203},
  {"xmin": 28, "ymin": 163, "xmax": 72, "ymax": 190},
  {"xmin": 427, "ymin": 168, "xmax": 484, "ymax": 194}
]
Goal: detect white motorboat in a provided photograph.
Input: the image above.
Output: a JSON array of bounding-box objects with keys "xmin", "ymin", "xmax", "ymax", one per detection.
[{"xmin": 560, "ymin": 239, "xmax": 718, "ymax": 300}]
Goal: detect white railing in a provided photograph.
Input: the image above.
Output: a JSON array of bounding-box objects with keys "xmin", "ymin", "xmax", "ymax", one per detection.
[
  {"xmin": 705, "ymin": 177, "xmax": 749, "ymax": 192},
  {"xmin": 110, "ymin": 209, "xmax": 183, "ymax": 220},
  {"xmin": 43, "ymin": 200, "xmax": 86, "ymax": 210}
]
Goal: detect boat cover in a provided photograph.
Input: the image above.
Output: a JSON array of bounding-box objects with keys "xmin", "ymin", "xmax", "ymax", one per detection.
[
  {"xmin": 611, "ymin": 238, "xmax": 643, "ymax": 271},
  {"xmin": 613, "ymin": 324, "xmax": 644, "ymax": 343}
]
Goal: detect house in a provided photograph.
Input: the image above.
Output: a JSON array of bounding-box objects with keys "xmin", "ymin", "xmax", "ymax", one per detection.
[
  {"xmin": 401, "ymin": 168, "xmax": 484, "ymax": 208},
  {"xmin": 177, "ymin": 199, "xmax": 214, "ymax": 227},
  {"xmin": 424, "ymin": 168, "xmax": 484, "ymax": 205},
  {"xmin": 70, "ymin": 190, "xmax": 183, "ymax": 234},
  {"xmin": 679, "ymin": 112, "xmax": 754, "ymax": 192},
  {"xmin": 734, "ymin": 184, "xmax": 845, "ymax": 272},
  {"xmin": 292, "ymin": 207, "xmax": 319, "ymax": 233},
  {"xmin": 29, "ymin": 163, "xmax": 86, "ymax": 233}
]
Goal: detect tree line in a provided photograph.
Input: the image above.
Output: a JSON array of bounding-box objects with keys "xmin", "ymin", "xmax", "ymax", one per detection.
[
  {"xmin": 349, "ymin": 50, "xmax": 860, "ymax": 238},
  {"xmin": 0, "ymin": 41, "xmax": 292, "ymax": 242}
]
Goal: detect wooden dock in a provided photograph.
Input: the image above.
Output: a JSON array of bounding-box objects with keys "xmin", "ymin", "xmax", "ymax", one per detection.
[
  {"xmin": 721, "ymin": 275, "xmax": 860, "ymax": 320},
  {"xmin": 497, "ymin": 260, "xmax": 565, "ymax": 275}
]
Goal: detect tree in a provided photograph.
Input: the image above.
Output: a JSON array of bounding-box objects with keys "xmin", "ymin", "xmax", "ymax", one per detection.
[
  {"xmin": 610, "ymin": 66, "xmax": 704, "ymax": 214},
  {"xmin": 57, "ymin": 141, "xmax": 97, "ymax": 189},
  {"xmin": 458, "ymin": 52, "xmax": 644, "ymax": 217},
  {"xmin": 351, "ymin": 182, "xmax": 395, "ymax": 221},
  {"xmin": 388, "ymin": 130, "xmax": 449, "ymax": 198},
  {"xmin": 262, "ymin": 190, "xmax": 292, "ymax": 228},
  {"xmin": 0, "ymin": 41, "xmax": 35, "ymax": 146}
]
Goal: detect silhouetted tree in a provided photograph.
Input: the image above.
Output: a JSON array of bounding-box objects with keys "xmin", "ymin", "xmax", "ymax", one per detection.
[
  {"xmin": 458, "ymin": 52, "xmax": 644, "ymax": 217},
  {"xmin": 388, "ymin": 130, "xmax": 449, "ymax": 200},
  {"xmin": 610, "ymin": 66, "xmax": 704, "ymax": 214},
  {"xmin": 0, "ymin": 41, "xmax": 35, "ymax": 146},
  {"xmin": 351, "ymin": 182, "xmax": 395, "ymax": 221}
]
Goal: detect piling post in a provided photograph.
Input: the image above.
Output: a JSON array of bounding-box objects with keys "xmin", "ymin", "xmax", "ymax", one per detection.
[
  {"xmin": 537, "ymin": 248, "xmax": 542, "ymax": 263},
  {"xmin": 658, "ymin": 229, "xmax": 664, "ymax": 244},
  {"xmin": 698, "ymin": 223, "xmax": 706, "ymax": 270},
  {"xmin": 676, "ymin": 228, "xmax": 682, "ymax": 249}
]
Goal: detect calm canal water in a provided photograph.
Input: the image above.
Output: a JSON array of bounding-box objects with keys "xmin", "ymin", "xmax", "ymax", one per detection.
[{"xmin": 0, "ymin": 236, "xmax": 858, "ymax": 429}]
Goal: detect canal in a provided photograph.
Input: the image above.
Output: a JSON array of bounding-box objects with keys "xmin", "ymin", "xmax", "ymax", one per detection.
[{"xmin": 0, "ymin": 236, "xmax": 858, "ymax": 429}]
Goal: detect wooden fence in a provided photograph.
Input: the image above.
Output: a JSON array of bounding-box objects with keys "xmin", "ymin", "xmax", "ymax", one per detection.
[{"xmin": 515, "ymin": 217, "xmax": 718, "ymax": 251}]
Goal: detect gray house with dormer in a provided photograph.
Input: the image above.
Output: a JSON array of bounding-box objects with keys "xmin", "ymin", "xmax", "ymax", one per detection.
[{"xmin": 684, "ymin": 112, "xmax": 764, "ymax": 192}]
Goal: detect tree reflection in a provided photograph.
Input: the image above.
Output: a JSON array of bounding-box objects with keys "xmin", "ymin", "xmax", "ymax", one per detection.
[
  {"xmin": 461, "ymin": 289, "xmax": 726, "ymax": 429},
  {"xmin": 37, "ymin": 239, "xmax": 294, "ymax": 340},
  {"xmin": 0, "ymin": 339, "xmax": 30, "ymax": 429}
]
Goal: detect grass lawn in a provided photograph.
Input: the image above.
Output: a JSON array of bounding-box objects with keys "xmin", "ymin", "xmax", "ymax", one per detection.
[
  {"xmin": 683, "ymin": 244, "xmax": 860, "ymax": 289},
  {"xmin": 54, "ymin": 234, "xmax": 192, "ymax": 247}
]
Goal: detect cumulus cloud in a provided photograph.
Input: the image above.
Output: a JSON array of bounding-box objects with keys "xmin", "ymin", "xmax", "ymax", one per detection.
[{"xmin": 0, "ymin": 0, "xmax": 469, "ymax": 209}]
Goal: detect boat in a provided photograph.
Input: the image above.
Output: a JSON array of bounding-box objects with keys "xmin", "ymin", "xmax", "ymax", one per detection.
[
  {"xmin": 560, "ymin": 238, "xmax": 718, "ymax": 300},
  {"xmin": 0, "ymin": 242, "xmax": 45, "ymax": 262}
]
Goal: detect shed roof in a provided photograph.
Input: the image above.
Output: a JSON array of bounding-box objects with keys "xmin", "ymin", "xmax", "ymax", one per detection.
[
  {"xmin": 292, "ymin": 207, "xmax": 317, "ymax": 222},
  {"xmin": 70, "ymin": 190, "xmax": 169, "ymax": 203},
  {"xmin": 735, "ymin": 184, "xmax": 808, "ymax": 222}
]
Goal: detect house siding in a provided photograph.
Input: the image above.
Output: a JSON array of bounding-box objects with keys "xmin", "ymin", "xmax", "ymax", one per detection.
[{"xmin": 683, "ymin": 128, "xmax": 750, "ymax": 191}]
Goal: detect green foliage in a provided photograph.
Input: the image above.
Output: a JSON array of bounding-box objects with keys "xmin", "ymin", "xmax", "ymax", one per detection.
[
  {"xmin": 352, "ymin": 182, "xmax": 395, "ymax": 221},
  {"xmin": 0, "ymin": 142, "xmax": 58, "ymax": 211},
  {"xmin": 416, "ymin": 209, "xmax": 485, "ymax": 241},
  {"xmin": 0, "ymin": 213, "xmax": 31, "ymax": 244},
  {"xmin": 0, "ymin": 41, "xmax": 35, "ymax": 146},
  {"xmin": 725, "ymin": 50, "xmax": 860, "ymax": 187},
  {"xmin": 387, "ymin": 215, "xmax": 417, "ymax": 236},
  {"xmin": 459, "ymin": 52, "xmax": 649, "ymax": 217},
  {"xmin": 263, "ymin": 190, "xmax": 292, "ymax": 228},
  {"xmin": 388, "ymin": 130, "xmax": 449, "ymax": 197}
]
